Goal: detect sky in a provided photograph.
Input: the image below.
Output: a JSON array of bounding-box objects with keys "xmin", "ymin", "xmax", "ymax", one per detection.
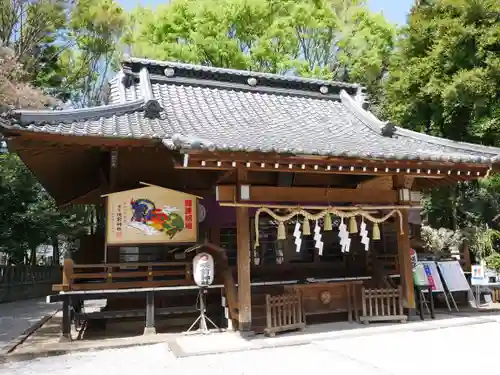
[{"xmin": 118, "ymin": 0, "xmax": 415, "ymax": 26}]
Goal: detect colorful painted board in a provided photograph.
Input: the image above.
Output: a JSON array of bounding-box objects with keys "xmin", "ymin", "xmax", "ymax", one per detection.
[
  {"xmin": 419, "ymin": 261, "xmax": 445, "ymax": 292},
  {"xmin": 413, "ymin": 263, "xmax": 430, "ymax": 287},
  {"xmin": 105, "ymin": 184, "xmax": 200, "ymax": 245},
  {"xmin": 437, "ymin": 261, "xmax": 470, "ymax": 292}
]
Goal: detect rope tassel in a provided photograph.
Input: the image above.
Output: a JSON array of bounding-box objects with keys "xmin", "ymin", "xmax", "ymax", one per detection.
[
  {"xmin": 372, "ymin": 222, "xmax": 381, "ymax": 240},
  {"xmin": 277, "ymin": 222, "xmax": 287, "ymax": 240},
  {"xmin": 302, "ymin": 219, "xmax": 311, "ymax": 235},
  {"xmin": 349, "ymin": 216, "xmax": 358, "ymax": 234}
]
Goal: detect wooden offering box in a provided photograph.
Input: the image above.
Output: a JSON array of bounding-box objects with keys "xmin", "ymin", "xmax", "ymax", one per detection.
[{"xmin": 284, "ymin": 281, "xmax": 363, "ymax": 322}]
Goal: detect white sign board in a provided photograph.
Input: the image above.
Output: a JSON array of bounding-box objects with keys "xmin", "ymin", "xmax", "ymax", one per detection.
[
  {"xmin": 471, "ymin": 264, "xmax": 488, "ymax": 286},
  {"xmin": 420, "ymin": 261, "xmax": 445, "ymax": 292},
  {"xmin": 437, "ymin": 261, "xmax": 470, "ymax": 292}
]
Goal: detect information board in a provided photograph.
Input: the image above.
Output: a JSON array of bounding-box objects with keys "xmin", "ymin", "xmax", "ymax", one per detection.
[
  {"xmin": 437, "ymin": 261, "xmax": 470, "ymax": 292},
  {"xmin": 419, "ymin": 261, "xmax": 445, "ymax": 292}
]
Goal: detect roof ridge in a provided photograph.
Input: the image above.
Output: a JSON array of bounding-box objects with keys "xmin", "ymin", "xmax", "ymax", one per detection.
[
  {"xmin": 122, "ymin": 56, "xmax": 361, "ymax": 90},
  {"xmin": 9, "ymin": 99, "xmax": 146, "ymax": 125}
]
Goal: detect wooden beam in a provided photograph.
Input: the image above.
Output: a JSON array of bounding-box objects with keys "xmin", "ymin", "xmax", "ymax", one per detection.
[
  {"xmin": 216, "ymin": 185, "xmax": 399, "ymax": 204},
  {"xmin": 182, "ymin": 150, "xmax": 490, "ymax": 174},
  {"xmin": 235, "ymin": 169, "xmax": 252, "ymax": 332}
]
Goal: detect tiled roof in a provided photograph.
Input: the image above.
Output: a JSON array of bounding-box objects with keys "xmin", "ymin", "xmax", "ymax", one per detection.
[{"xmin": 2, "ymin": 57, "xmax": 500, "ymax": 164}]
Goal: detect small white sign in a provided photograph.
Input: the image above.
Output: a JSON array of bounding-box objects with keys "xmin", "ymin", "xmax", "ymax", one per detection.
[{"xmin": 471, "ymin": 264, "xmax": 487, "ymax": 286}]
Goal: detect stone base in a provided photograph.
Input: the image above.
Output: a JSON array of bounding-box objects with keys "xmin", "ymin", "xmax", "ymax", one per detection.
[
  {"xmin": 58, "ymin": 335, "xmax": 72, "ymax": 343},
  {"xmin": 143, "ymin": 327, "xmax": 157, "ymax": 336},
  {"xmin": 238, "ymin": 330, "xmax": 255, "ymax": 338}
]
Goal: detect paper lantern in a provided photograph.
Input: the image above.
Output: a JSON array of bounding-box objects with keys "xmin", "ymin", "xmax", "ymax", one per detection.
[
  {"xmin": 349, "ymin": 216, "xmax": 358, "ymax": 234},
  {"xmin": 323, "ymin": 213, "xmax": 332, "ymax": 231},
  {"xmin": 302, "ymin": 219, "xmax": 311, "ymax": 235},
  {"xmin": 372, "ymin": 222, "xmax": 381, "ymax": 240}
]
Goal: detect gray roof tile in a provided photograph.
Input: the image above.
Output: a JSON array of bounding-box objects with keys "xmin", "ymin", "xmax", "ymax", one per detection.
[{"xmin": 3, "ymin": 58, "xmax": 500, "ymax": 165}]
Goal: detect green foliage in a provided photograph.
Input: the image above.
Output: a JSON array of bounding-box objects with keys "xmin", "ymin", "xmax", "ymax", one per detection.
[
  {"xmin": 464, "ymin": 224, "xmax": 500, "ymax": 260},
  {"xmin": 123, "ymin": 0, "xmax": 395, "ymax": 96},
  {"xmin": 382, "ymin": 0, "xmax": 500, "ymax": 142},
  {"xmin": 0, "ymin": 153, "xmax": 94, "ymax": 264},
  {"xmin": 0, "ymin": 0, "xmax": 125, "ymax": 106}
]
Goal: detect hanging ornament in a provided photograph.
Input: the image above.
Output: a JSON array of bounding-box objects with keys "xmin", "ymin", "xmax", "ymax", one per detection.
[
  {"xmin": 253, "ymin": 249, "xmax": 260, "ymax": 265},
  {"xmin": 323, "ymin": 213, "xmax": 333, "ymax": 231},
  {"xmin": 293, "ymin": 221, "xmax": 302, "ymax": 253},
  {"xmin": 359, "ymin": 219, "xmax": 370, "ymax": 251},
  {"xmin": 338, "ymin": 218, "xmax": 349, "ymax": 253},
  {"xmin": 277, "ymin": 222, "xmax": 286, "ymax": 240},
  {"xmin": 372, "ymin": 222, "xmax": 381, "ymax": 240},
  {"xmin": 313, "ymin": 220, "xmax": 324, "ymax": 255},
  {"xmin": 302, "ymin": 218, "xmax": 311, "ymax": 236},
  {"xmin": 349, "ymin": 216, "xmax": 358, "ymax": 234}
]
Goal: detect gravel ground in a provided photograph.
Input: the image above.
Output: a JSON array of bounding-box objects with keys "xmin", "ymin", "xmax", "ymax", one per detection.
[
  {"xmin": 0, "ymin": 299, "xmax": 61, "ymax": 347},
  {"xmin": 3, "ymin": 320, "xmax": 500, "ymax": 375}
]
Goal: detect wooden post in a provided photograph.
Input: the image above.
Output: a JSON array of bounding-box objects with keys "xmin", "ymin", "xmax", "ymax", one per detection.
[
  {"xmin": 393, "ymin": 175, "xmax": 415, "ymax": 310},
  {"xmin": 62, "ymin": 259, "xmax": 74, "ymax": 290},
  {"xmin": 396, "ymin": 209, "xmax": 415, "ymax": 309},
  {"xmin": 60, "ymin": 297, "xmax": 72, "ymax": 342},
  {"xmin": 236, "ymin": 168, "xmax": 252, "ymax": 332},
  {"xmin": 144, "ymin": 291, "xmax": 156, "ymax": 335}
]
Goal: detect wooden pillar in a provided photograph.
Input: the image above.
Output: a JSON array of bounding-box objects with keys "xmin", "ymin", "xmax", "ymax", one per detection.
[
  {"xmin": 393, "ymin": 175, "xmax": 415, "ymax": 309},
  {"xmin": 144, "ymin": 291, "xmax": 156, "ymax": 335},
  {"xmin": 236, "ymin": 169, "xmax": 252, "ymax": 332},
  {"xmin": 60, "ymin": 297, "xmax": 72, "ymax": 342},
  {"xmin": 396, "ymin": 209, "xmax": 415, "ymax": 309}
]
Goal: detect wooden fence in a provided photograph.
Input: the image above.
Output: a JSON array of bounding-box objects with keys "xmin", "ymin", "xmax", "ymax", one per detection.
[
  {"xmin": 360, "ymin": 287, "xmax": 407, "ymax": 325},
  {"xmin": 0, "ymin": 265, "xmax": 62, "ymax": 303},
  {"xmin": 264, "ymin": 292, "xmax": 305, "ymax": 337}
]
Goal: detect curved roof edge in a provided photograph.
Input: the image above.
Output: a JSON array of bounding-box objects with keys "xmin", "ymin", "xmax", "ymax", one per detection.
[
  {"xmin": 340, "ymin": 91, "xmax": 500, "ymax": 160},
  {"xmin": 6, "ymin": 99, "xmax": 146, "ymax": 126}
]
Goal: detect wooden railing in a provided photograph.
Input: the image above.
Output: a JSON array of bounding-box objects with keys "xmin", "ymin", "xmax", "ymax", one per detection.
[
  {"xmin": 53, "ymin": 259, "xmax": 193, "ymax": 291},
  {"xmin": 1, "ymin": 265, "xmax": 62, "ymax": 302},
  {"xmin": 264, "ymin": 292, "xmax": 305, "ymax": 337},
  {"xmin": 360, "ymin": 287, "xmax": 407, "ymax": 324}
]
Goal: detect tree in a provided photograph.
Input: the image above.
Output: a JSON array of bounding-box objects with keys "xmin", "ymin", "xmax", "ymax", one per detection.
[
  {"xmin": 123, "ymin": 0, "xmax": 395, "ymax": 97},
  {"xmin": 382, "ymin": 0, "xmax": 500, "ymax": 142},
  {"xmin": 0, "ymin": 0, "xmax": 125, "ymax": 106},
  {"xmin": 381, "ymin": 0, "xmax": 500, "ymax": 258},
  {"xmin": 60, "ymin": 0, "xmax": 126, "ymax": 106},
  {"xmin": 0, "ymin": 46, "xmax": 57, "ymax": 112}
]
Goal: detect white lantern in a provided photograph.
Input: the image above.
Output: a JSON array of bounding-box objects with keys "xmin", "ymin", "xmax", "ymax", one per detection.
[{"xmin": 192, "ymin": 252, "xmax": 215, "ymax": 287}]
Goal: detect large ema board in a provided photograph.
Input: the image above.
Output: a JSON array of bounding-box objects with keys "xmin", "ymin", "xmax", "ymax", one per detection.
[{"xmin": 104, "ymin": 183, "xmax": 201, "ymax": 245}]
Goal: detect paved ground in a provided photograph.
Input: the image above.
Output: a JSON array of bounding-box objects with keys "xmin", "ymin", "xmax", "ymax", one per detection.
[
  {"xmin": 2, "ymin": 317, "xmax": 500, "ymax": 375},
  {"xmin": 0, "ymin": 298, "xmax": 60, "ymax": 347}
]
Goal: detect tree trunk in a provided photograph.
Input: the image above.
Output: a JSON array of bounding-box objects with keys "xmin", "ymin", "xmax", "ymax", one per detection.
[
  {"xmin": 30, "ymin": 247, "xmax": 37, "ymax": 266},
  {"xmin": 450, "ymin": 185, "xmax": 458, "ymax": 230},
  {"xmin": 52, "ymin": 236, "xmax": 60, "ymax": 265}
]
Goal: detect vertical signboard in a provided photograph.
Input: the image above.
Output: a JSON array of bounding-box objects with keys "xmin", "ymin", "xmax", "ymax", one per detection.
[{"xmin": 106, "ymin": 184, "xmax": 200, "ymax": 245}]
